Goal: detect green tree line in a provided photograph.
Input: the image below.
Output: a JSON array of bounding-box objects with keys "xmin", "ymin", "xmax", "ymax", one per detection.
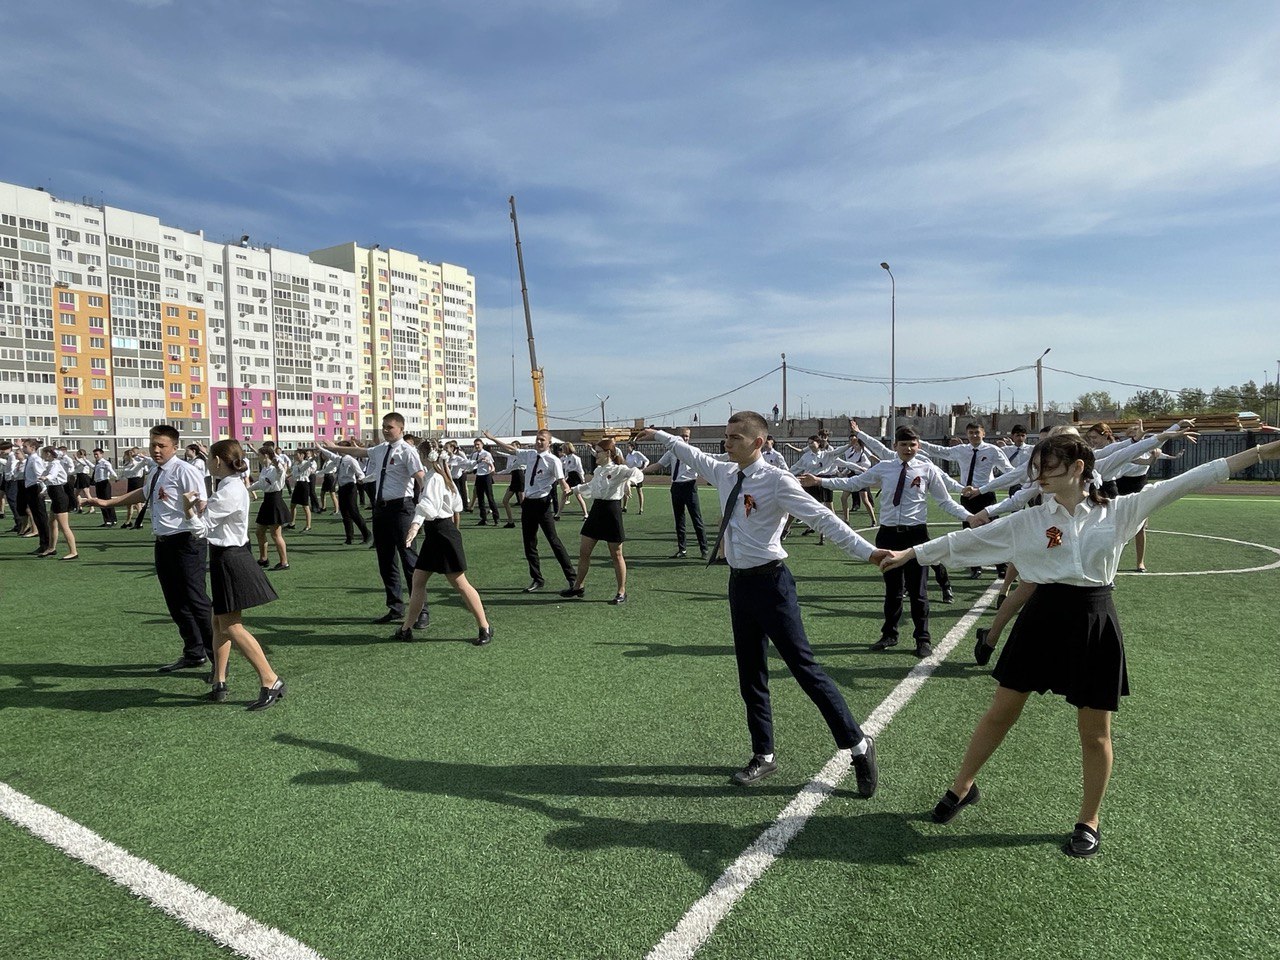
[{"xmin": 1075, "ymin": 380, "xmax": 1280, "ymax": 418}]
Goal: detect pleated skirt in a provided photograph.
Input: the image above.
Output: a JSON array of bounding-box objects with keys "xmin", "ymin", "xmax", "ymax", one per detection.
[{"xmin": 210, "ymin": 542, "xmax": 279, "ymax": 615}]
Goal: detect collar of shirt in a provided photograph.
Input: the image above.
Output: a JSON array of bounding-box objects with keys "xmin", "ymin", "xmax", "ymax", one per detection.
[{"xmin": 149, "ymin": 460, "xmax": 204, "ymax": 536}]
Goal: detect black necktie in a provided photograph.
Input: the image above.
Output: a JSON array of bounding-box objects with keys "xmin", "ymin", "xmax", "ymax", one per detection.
[
  {"xmin": 528, "ymin": 453, "xmax": 540, "ymax": 488},
  {"xmin": 137, "ymin": 465, "xmax": 163, "ymax": 527},
  {"xmin": 707, "ymin": 470, "xmax": 746, "ymax": 567},
  {"xmin": 672, "ymin": 457, "xmax": 681, "ymax": 482},
  {"xmin": 377, "ymin": 443, "xmax": 393, "ymax": 501},
  {"xmin": 966, "ymin": 449, "xmax": 978, "ymax": 486},
  {"xmin": 892, "ymin": 460, "xmax": 909, "ymax": 507}
]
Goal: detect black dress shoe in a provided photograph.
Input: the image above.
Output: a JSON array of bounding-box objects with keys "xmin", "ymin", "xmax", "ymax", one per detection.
[
  {"xmin": 373, "ymin": 610, "xmax": 399, "ymax": 624},
  {"xmin": 523, "ymin": 580, "xmax": 544, "ymax": 593},
  {"xmin": 670, "ymin": 550, "xmax": 687, "ymax": 559},
  {"xmin": 608, "ymin": 593, "xmax": 627, "ymax": 605},
  {"xmin": 473, "ymin": 626, "xmax": 493, "ymax": 646},
  {"xmin": 158, "ymin": 655, "xmax": 208, "ymax": 673},
  {"xmin": 870, "ymin": 637, "xmax": 899, "ymax": 651},
  {"xmin": 915, "ymin": 640, "xmax": 933, "ymax": 658},
  {"xmin": 974, "ymin": 627, "xmax": 995, "ymax": 666},
  {"xmin": 1064, "ymin": 822, "xmax": 1101, "ymax": 858},
  {"xmin": 932, "ymin": 783, "xmax": 980, "ymax": 824},
  {"xmin": 413, "ymin": 612, "xmax": 430, "ymax": 630},
  {"xmin": 941, "ymin": 587, "xmax": 955, "ymax": 604},
  {"xmin": 560, "ymin": 586, "xmax": 585, "ymax": 599},
  {"xmin": 851, "ymin": 738, "xmax": 878, "ymax": 798},
  {"xmin": 208, "ymin": 682, "xmax": 228, "ymax": 703},
  {"xmin": 257, "ymin": 558, "xmax": 269, "ymax": 567},
  {"xmin": 392, "ymin": 626, "xmax": 413, "ymax": 642},
  {"xmin": 968, "ymin": 566, "xmax": 983, "ymax": 579},
  {"xmin": 270, "ymin": 562, "xmax": 290, "ymax": 570},
  {"xmin": 731, "ymin": 754, "xmax": 778, "ymax": 786},
  {"xmin": 246, "ymin": 679, "xmax": 286, "ymax": 711}
]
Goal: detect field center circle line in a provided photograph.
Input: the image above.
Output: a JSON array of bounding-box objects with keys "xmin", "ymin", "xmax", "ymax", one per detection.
[
  {"xmin": 646, "ymin": 583, "xmax": 1001, "ymax": 960},
  {"xmin": 0, "ymin": 782, "xmax": 328, "ymax": 960},
  {"xmin": 1113, "ymin": 530, "xmax": 1280, "ymax": 576}
]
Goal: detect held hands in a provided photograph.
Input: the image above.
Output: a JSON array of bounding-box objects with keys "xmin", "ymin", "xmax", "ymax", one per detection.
[
  {"xmin": 796, "ymin": 472, "xmax": 821, "ymax": 488},
  {"xmin": 961, "ymin": 485, "xmax": 981, "ymax": 499},
  {"xmin": 969, "ymin": 509, "xmax": 992, "ymax": 527},
  {"xmin": 878, "ymin": 549, "xmax": 914, "ymax": 571},
  {"xmin": 868, "ymin": 548, "xmax": 891, "ymax": 566}
]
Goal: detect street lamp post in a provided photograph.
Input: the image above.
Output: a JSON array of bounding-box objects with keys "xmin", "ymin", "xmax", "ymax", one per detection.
[
  {"xmin": 880, "ymin": 263, "xmax": 895, "ymax": 441},
  {"xmin": 596, "ymin": 393, "xmax": 609, "ymax": 429}
]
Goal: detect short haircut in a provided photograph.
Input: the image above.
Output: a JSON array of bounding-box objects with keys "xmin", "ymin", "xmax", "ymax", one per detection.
[
  {"xmin": 0, "ymin": 441, "xmax": 11, "ymax": 451},
  {"xmin": 383, "ymin": 412, "xmax": 405, "ymax": 428},
  {"xmin": 728, "ymin": 410, "xmax": 769, "ymax": 438},
  {"xmin": 149, "ymin": 424, "xmax": 180, "ymax": 444},
  {"xmin": 894, "ymin": 426, "xmax": 919, "ymax": 442},
  {"xmin": 92, "ymin": 447, "xmax": 104, "ymax": 454},
  {"xmin": 808, "ymin": 434, "xmax": 820, "ymax": 443},
  {"xmin": 966, "ymin": 422, "xmax": 984, "ymax": 432},
  {"xmin": 209, "ymin": 439, "xmax": 248, "ymax": 474},
  {"xmin": 536, "ymin": 429, "xmax": 552, "ymax": 439},
  {"xmin": 1011, "ymin": 424, "xmax": 1028, "ymax": 435}
]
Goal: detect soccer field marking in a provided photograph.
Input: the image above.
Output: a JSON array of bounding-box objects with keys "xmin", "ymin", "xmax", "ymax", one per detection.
[
  {"xmin": 646, "ymin": 583, "xmax": 1001, "ymax": 960},
  {"xmin": 1113, "ymin": 530, "xmax": 1280, "ymax": 577},
  {"xmin": 0, "ymin": 782, "xmax": 327, "ymax": 960}
]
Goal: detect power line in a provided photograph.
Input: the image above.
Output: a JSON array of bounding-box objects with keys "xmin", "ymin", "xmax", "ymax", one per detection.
[
  {"xmin": 638, "ymin": 366, "xmax": 783, "ymax": 422},
  {"xmin": 788, "ymin": 362, "xmax": 1038, "ymax": 386},
  {"xmin": 1044, "ymin": 365, "xmax": 1275, "ymax": 404}
]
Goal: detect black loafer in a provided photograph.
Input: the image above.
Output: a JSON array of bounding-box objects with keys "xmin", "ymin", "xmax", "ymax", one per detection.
[
  {"xmin": 968, "ymin": 567, "xmax": 983, "ymax": 579},
  {"xmin": 932, "ymin": 783, "xmax": 980, "ymax": 824},
  {"xmin": 391, "ymin": 627, "xmax": 412, "ymax": 642},
  {"xmin": 851, "ymin": 738, "xmax": 878, "ymax": 798},
  {"xmin": 871, "ymin": 637, "xmax": 899, "ymax": 651},
  {"xmin": 247, "ymin": 679, "xmax": 286, "ymax": 711},
  {"xmin": 608, "ymin": 593, "xmax": 627, "ymax": 605},
  {"xmin": 915, "ymin": 641, "xmax": 933, "ymax": 659},
  {"xmin": 974, "ymin": 628, "xmax": 995, "ymax": 666},
  {"xmin": 208, "ymin": 681, "xmax": 228, "ymax": 703},
  {"xmin": 523, "ymin": 580, "xmax": 544, "ymax": 593},
  {"xmin": 413, "ymin": 612, "xmax": 430, "ymax": 630},
  {"xmin": 731, "ymin": 754, "xmax": 778, "ymax": 786},
  {"xmin": 373, "ymin": 610, "xmax": 399, "ymax": 624},
  {"xmin": 560, "ymin": 586, "xmax": 585, "ymax": 599},
  {"xmin": 158, "ymin": 656, "xmax": 208, "ymax": 673},
  {"xmin": 1064, "ymin": 822, "xmax": 1100, "ymax": 858},
  {"xmin": 941, "ymin": 587, "xmax": 955, "ymax": 604},
  {"xmin": 473, "ymin": 626, "xmax": 493, "ymax": 646}
]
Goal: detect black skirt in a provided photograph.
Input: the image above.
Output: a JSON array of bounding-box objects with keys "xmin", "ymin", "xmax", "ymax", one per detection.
[
  {"xmin": 48, "ymin": 485, "xmax": 71, "ymax": 514},
  {"xmin": 126, "ymin": 476, "xmax": 145, "ymax": 492},
  {"xmin": 994, "ymin": 583, "xmax": 1129, "ymax": 711},
  {"xmin": 508, "ymin": 469, "xmax": 526, "ymax": 493},
  {"xmin": 290, "ymin": 479, "xmax": 313, "ymax": 506},
  {"xmin": 567, "ymin": 470, "xmax": 584, "ymax": 488},
  {"xmin": 75, "ymin": 473, "xmax": 92, "ymax": 490},
  {"xmin": 414, "ymin": 517, "xmax": 467, "ymax": 574},
  {"xmin": 210, "ymin": 542, "xmax": 279, "ymax": 615},
  {"xmin": 320, "ymin": 474, "xmax": 336, "ymax": 494},
  {"xmin": 581, "ymin": 498, "xmax": 625, "ymax": 543},
  {"xmin": 255, "ymin": 490, "xmax": 290, "ymax": 527}
]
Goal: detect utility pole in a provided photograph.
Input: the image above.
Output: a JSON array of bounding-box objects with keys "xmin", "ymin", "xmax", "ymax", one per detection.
[
  {"xmin": 1036, "ymin": 347, "xmax": 1051, "ymax": 428},
  {"xmin": 781, "ymin": 352, "xmax": 787, "ymax": 423},
  {"xmin": 596, "ymin": 394, "xmax": 609, "ymax": 429}
]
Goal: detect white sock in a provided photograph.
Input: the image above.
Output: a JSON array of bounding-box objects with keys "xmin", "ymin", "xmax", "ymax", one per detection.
[
  {"xmin": 761, "ymin": 753, "xmax": 775, "ymax": 763},
  {"xmin": 848, "ymin": 739, "xmax": 869, "ymax": 757}
]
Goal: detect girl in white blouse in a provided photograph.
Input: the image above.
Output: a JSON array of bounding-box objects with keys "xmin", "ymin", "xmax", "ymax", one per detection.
[
  {"xmin": 561, "ymin": 438, "xmax": 644, "ymax": 604},
  {"xmin": 559, "ymin": 441, "xmax": 588, "ymax": 517},
  {"xmin": 397, "ymin": 451, "xmax": 492, "ymax": 645},
  {"xmin": 183, "ymin": 439, "xmax": 283, "ymax": 710},
  {"xmin": 880, "ymin": 432, "xmax": 1280, "ymax": 858},
  {"xmin": 249, "ymin": 444, "xmax": 290, "ymax": 570}
]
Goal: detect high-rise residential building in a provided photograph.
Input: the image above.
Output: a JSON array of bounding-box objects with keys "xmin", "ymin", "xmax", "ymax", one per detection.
[
  {"xmin": 310, "ymin": 243, "xmax": 477, "ymax": 435},
  {"xmin": 0, "ymin": 180, "xmax": 477, "ymax": 450}
]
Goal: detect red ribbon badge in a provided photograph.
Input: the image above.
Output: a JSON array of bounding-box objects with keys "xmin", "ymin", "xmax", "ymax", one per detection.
[
  {"xmin": 910, "ymin": 476, "xmax": 922, "ymax": 488},
  {"xmin": 1045, "ymin": 526, "xmax": 1063, "ymax": 548},
  {"xmin": 742, "ymin": 494, "xmax": 756, "ymax": 517}
]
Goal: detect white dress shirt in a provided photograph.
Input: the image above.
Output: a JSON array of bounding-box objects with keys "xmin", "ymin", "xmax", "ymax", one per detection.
[
  {"xmin": 760, "ymin": 448, "xmax": 788, "ymax": 470},
  {"xmin": 145, "ymin": 459, "xmax": 207, "ymax": 536},
  {"xmin": 574, "ymin": 463, "xmax": 644, "ymax": 502},
  {"xmin": 561, "ymin": 453, "xmax": 584, "ymax": 477},
  {"xmin": 42, "ymin": 458, "xmax": 69, "ymax": 486},
  {"xmin": 76, "ymin": 456, "xmax": 92, "ymax": 476},
  {"xmin": 652, "ymin": 431, "xmax": 874, "ymax": 568},
  {"xmin": 919, "ymin": 440, "xmax": 1014, "ymax": 488},
  {"xmin": 512, "ymin": 449, "xmax": 565, "ymax": 499},
  {"xmin": 916, "ymin": 460, "xmax": 1230, "ymax": 586},
  {"xmin": 249, "ymin": 464, "xmax": 286, "ymax": 494},
  {"xmin": 471, "ymin": 449, "xmax": 495, "ymax": 476},
  {"xmin": 656, "ymin": 449, "xmax": 701, "ymax": 483},
  {"xmin": 625, "ymin": 450, "xmax": 650, "ymax": 471},
  {"xmin": 23, "ymin": 452, "xmax": 44, "ymax": 488},
  {"xmin": 318, "ymin": 447, "xmax": 366, "ymax": 485},
  {"xmin": 820, "ymin": 457, "xmax": 971, "ymax": 527},
  {"xmin": 121, "ymin": 456, "xmax": 153, "ymax": 480},
  {"xmin": 289, "ymin": 459, "xmax": 316, "ymax": 482},
  {"xmin": 411, "ymin": 472, "xmax": 459, "ymax": 523},
  {"xmin": 196, "ymin": 478, "xmax": 251, "ymax": 547},
  {"xmin": 366, "ymin": 440, "xmax": 424, "ymax": 500},
  {"xmin": 92, "ymin": 458, "xmax": 118, "ymax": 483}
]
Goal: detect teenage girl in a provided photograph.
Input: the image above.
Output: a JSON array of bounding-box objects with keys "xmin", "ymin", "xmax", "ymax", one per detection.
[
  {"xmin": 395, "ymin": 447, "xmax": 492, "ymax": 646},
  {"xmin": 560, "ymin": 441, "xmax": 588, "ymax": 517},
  {"xmin": 249, "ymin": 443, "xmax": 290, "ymax": 570},
  {"xmin": 560, "ymin": 437, "xmax": 643, "ymax": 604},
  {"xmin": 119, "ymin": 447, "xmax": 152, "ymax": 528},
  {"xmin": 37, "ymin": 447, "xmax": 78, "ymax": 560},
  {"xmin": 287, "ymin": 449, "xmax": 315, "ymax": 532},
  {"xmin": 182, "ymin": 439, "xmax": 284, "ymax": 710},
  {"xmin": 880, "ymin": 432, "xmax": 1280, "ymax": 858},
  {"xmin": 499, "ymin": 440, "xmax": 525, "ymax": 527}
]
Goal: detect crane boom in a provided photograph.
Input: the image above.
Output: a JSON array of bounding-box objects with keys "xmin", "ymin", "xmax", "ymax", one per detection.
[{"xmin": 509, "ymin": 195, "xmax": 548, "ymax": 432}]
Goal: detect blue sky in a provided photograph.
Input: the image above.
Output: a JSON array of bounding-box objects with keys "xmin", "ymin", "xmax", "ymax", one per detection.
[{"xmin": 4, "ymin": 0, "xmax": 1279, "ymax": 429}]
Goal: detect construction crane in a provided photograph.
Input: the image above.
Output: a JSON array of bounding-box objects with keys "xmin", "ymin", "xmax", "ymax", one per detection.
[{"xmin": 508, "ymin": 195, "xmax": 549, "ymax": 432}]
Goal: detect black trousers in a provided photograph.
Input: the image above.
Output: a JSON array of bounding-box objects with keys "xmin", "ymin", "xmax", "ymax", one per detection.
[
  {"xmin": 455, "ymin": 475, "xmax": 470, "ymax": 511},
  {"xmin": 4, "ymin": 478, "xmax": 18, "ymax": 521},
  {"xmin": 670, "ymin": 480, "xmax": 707, "ymax": 553},
  {"xmin": 338, "ymin": 483, "xmax": 370, "ymax": 543},
  {"xmin": 26, "ymin": 485, "xmax": 50, "ymax": 550},
  {"xmin": 521, "ymin": 495, "xmax": 575, "ymax": 584},
  {"xmin": 309, "ymin": 479, "xmax": 321, "ymax": 510},
  {"xmin": 372, "ymin": 500, "xmax": 419, "ymax": 615},
  {"xmin": 473, "ymin": 474, "xmax": 498, "ymax": 522},
  {"xmin": 95, "ymin": 480, "xmax": 117, "ymax": 523},
  {"xmin": 154, "ymin": 532, "xmax": 213, "ymax": 661},
  {"xmin": 875, "ymin": 525, "xmax": 932, "ymax": 643},
  {"xmin": 961, "ymin": 492, "xmax": 1005, "ymax": 574},
  {"xmin": 729, "ymin": 563, "xmax": 865, "ymax": 755}
]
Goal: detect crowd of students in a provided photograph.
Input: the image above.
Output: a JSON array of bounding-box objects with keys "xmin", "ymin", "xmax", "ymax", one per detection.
[{"xmin": 6, "ymin": 410, "xmax": 1278, "ymax": 859}]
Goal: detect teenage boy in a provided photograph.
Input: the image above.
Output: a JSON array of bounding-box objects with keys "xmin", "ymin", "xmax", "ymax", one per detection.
[
  {"xmin": 484, "ymin": 429, "xmax": 576, "ymax": 592},
  {"xmin": 82, "ymin": 424, "xmax": 213, "ymax": 672},
  {"xmin": 324, "ymin": 413, "xmax": 427, "ymax": 626},
  {"xmin": 919, "ymin": 423, "xmax": 1014, "ymax": 579},
  {"xmin": 639, "ymin": 412, "xmax": 882, "ymax": 792},
  {"xmin": 642, "ymin": 426, "xmax": 708, "ymax": 559},
  {"xmin": 91, "ymin": 448, "xmax": 118, "ymax": 526},
  {"xmin": 802, "ymin": 426, "xmax": 973, "ymax": 658}
]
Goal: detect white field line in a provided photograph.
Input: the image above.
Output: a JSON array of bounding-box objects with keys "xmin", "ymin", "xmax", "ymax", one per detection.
[
  {"xmin": 0, "ymin": 782, "xmax": 327, "ymax": 960},
  {"xmin": 647, "ymin": 583, "xmax": 1001, "ymax": 960}
]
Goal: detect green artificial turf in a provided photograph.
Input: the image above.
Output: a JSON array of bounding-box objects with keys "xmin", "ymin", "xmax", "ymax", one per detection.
[{"xmin": 1, "ymin": 490, "xmax": 1277, "ymax": 959}]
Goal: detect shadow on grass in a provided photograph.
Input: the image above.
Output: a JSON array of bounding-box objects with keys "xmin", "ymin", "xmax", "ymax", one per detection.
[{"xmin": 0, "ymin": 662, "xmax": 214, "ymax": 712}]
